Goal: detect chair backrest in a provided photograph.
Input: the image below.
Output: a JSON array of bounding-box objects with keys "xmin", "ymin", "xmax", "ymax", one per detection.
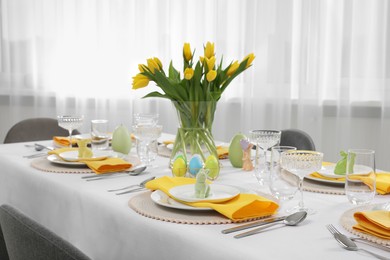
[
  {"xmin": 0, "ymin": 220, "xmax": 9, "ymax": 260},
  {"xmin": 280, "ymin": 129, "xmax": 316, "ymax": 151},
  {"xmin": 0, "ymin": 204, "xmax": 91, "ymax": 260},
  {"xmin": 4, "ymin": 118, "xmax": 80, "ymax": 143}
]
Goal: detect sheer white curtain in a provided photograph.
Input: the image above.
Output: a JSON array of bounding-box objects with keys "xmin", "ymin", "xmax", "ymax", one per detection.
[{"xmin": 1, "ymin": 0, "xmax": 389, "ymax": 169}]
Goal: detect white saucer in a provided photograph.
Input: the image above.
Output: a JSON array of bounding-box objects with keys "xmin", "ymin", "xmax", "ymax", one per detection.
[
  {"xmin": 169, "ymin": 184, "xmax": 240, "ymax": 203},
  {"xmin": 150, "ymin": 190, "xmax": 212, "ymax": 211}
]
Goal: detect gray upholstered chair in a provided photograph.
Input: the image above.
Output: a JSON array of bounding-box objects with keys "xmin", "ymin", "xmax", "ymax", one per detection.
[
  {"xmin": 0, "ymin": 204, "xmax": 91, "ymax": 260},
  {"xmin": 280, "ymin": 129, "xmax": 316, "ymax": 150},
  {"xmin": 4, "ymin": 118, "xmax": 80, "ymax": 143}
]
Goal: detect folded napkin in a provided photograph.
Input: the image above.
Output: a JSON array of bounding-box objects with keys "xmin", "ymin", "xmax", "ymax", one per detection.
[
  {"xmin": 309, "ymin": 172, "xmax": 390, "ymax": 195},
  {"xmin": 53, "ymin": 136, "xmax": 84, "ymax": 147},
  {"xmin": 353, "ymin": 210, "xmax": 390, "ymax": 239},
  {"xmin": 145, "ymin": 176, "xmax": 279, "ymax": 221},
  {"xmin": 48, "ymin": 148, "xmax": 132, "ymax": 174},
  {"xmin": 82, "ymin": 158, "xmax": 132, "ymax": 174},
  {"xmin": 216, "ymin": 146, "xmax": 229, "ymax": 159}
]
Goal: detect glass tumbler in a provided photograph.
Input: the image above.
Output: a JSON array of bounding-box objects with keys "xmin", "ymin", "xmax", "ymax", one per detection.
[
  {"xmin": 345, "ymin": 149, "xmax": 376, "ymax": 205},
  {"xmin": 269, "ymin": 146, "xmax": 298, "ymax": 201}
]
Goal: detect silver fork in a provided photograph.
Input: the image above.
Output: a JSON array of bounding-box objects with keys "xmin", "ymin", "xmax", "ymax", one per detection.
[
  {"xmin": 327, "ymin": 224, "xmax": 390, "ymax": 260},
  {"xmin": 326, "ymin": 224, "xmax": 390, "ymax": 252},
  {"xmin": 107, "ymin": 176, "xmax": 155, "ymax": 195}
]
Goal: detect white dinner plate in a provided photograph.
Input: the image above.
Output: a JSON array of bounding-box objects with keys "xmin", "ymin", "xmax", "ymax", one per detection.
[
  {"xmin": 47, "ymin": 154, "xmax": 87, "ymax": 166},
  {"xmin": 317, "ymin": 165, "xmax": 345, "ymax": 179},
  {"xmin": 304, "ymin": 175, "xmax": 345, "ymax": 185},
  {"xmin": 150, "ymin": 190, "xmax": 212, "ymax": 211},
  {"xmin": 169, "ymin": 184, "xmax": 240, "ymax": 203},
  {"xmin": 59, "ymin": 150, "xmax": 110, "ymax": 162},
  {"xmin": 47, "ymin": 153, "xmax": 140, "ymax": 167}
]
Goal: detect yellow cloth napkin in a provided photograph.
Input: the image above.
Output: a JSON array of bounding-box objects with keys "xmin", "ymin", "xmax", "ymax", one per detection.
[
  {"xmin": 216, "ymin": 146, "xmax": 229, "ymax": 159},
  {"xmin": 309, "ymin": 172, "xmax": 390, "ymax": 195},
  {"xmin": 353, "ymin": 210, "xmax": 390, "ymax": 239},
  {"xmin": 48, "ymin": 148, "xmax": 132, "ymax": 174},
  {"xmin": 82, "ymin": 158, "xmax": 132, "ymax": 174},
  {"xmin": 53, "ymin": 136, "xmax": 84, "ymax": 147},
  {"xmin": 145, "ymin": 176, "xmax": 279, "ymax": 221}
]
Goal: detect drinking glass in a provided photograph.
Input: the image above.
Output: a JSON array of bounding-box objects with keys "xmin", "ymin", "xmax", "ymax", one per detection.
[
  {"xmin": 57, "ymin": 115, "xmax": 84, "ymax": 147},
  {"xmin": 133, "ymin": 113, "xmax": 159, "ymax": 126},
  {"xmin": 280, "ymin": 150, "xmax": 323, "ymax": 215},
  {"xmin": 91, "ymin": 119, "xmax": 109, "ymax": 150},
  {"xmin": 132, "ymin": 125, "xmax": 162, "ymax": 167},
  {"xmin": 345, "ymin": 149, "xmax": 376, "ymax": 205},
  {"xmin": 249, "ymin": 130, "xmax": 281, "ymax": 185},
  {"xmin": 269, "ymin": 146, "xmax": 298, "ymax": 201}
]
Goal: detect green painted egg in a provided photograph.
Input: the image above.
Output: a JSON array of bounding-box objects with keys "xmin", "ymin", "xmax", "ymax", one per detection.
[
  {"xmin": 111, "ymin": 125, "xmax": 132, "ymax": 154},
  {"xmin": 205, "ymin": 154, "xmax": 220, "ymax": 179},
  {"xmin": 228, "ymin": 133, "xmax": 246, "ymax": 168}
]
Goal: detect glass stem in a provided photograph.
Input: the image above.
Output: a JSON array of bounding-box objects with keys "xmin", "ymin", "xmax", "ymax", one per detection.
[
  {"xmin": 68, "ymin": 129, "xmax": 73, "ymax": 148},
  {"xmin": 299, "ymin": 178, "xmax": 305, "ymax": 209}
]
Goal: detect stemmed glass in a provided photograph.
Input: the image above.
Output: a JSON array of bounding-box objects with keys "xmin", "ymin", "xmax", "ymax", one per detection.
[
  {"xmin": 280, "ymin": 150, "xmax": 323, "ymax": 215},
  {"xmin": 249, "ymin": 130, "xmax": 281, "ymax": 185},
  {"xmin": 57, "ymin": 115, "xmax": 84, "ymax": 147}
]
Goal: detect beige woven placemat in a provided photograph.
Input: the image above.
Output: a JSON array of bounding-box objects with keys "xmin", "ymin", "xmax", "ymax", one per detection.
[
  {"xmin": 340, "ymin": 204, "xmax": 390, "ymax": 246},
  {"xmin": 303, "ymin": 178, "xmax": 345, "ymax": 195},
  {"xmin": 128, "ymin": 191, "xmax": 274, "ymax": 225},
  {"xmin": 31, "ymin": 157, "xmax": 94, "ymax": 174}
]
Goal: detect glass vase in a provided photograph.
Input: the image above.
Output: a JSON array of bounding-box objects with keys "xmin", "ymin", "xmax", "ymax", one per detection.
[{"xmin": 169, "ymin": 101, "xmax": 220, "ymax": 180}]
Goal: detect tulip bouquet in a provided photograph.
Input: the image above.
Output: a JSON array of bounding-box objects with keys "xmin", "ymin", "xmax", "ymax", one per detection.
[{"xmin": 132, "ymin": 42, "xmax": 254, "ymax": 177}]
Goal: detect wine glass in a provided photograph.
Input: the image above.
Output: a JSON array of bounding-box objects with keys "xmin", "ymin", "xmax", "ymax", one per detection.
[
  {"xmin": 132, "ymin": 125, "xmax": 162, "ymax": 167},
  {"xmin": 57, "ymin": 115, "xmax": 84, "ymax": 147},
  {"xmin": 280, "ymin": 150, "xmax": 323, "ymax": 215},
  {"xmin": 249, "ymin": 130, "xmax": 281, "ymax": 185}
]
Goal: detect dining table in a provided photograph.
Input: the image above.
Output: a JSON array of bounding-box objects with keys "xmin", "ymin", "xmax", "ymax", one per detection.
[{"xmin": 0, "ymin": 135, "xmax": 389, "ymax": 260}]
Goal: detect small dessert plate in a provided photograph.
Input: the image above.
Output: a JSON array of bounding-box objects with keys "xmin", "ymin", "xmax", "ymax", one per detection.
[
  {"xmin": 317, "ymin": 164, "xmax": 372, "ymax": 179},
  {"xmin": 169, "ymin": 184, "xmax": 240, "ymax": 203}
]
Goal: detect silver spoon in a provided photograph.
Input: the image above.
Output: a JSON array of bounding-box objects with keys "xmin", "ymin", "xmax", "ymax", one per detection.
[
  {"xmin": 333, "ymin": 233, "xmax": 389, "ymax": 260},
  {"xmin": 82, "ymin": 165, "xmax": 147, "ymax": 180},
  {"xmin": 234, "ymin": 211, "xmax": 308, "ymax": 239}
]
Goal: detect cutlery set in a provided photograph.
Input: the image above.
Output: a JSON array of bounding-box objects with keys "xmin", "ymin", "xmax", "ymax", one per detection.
[
  {"xmin": 326, "ymin": 224, "xmax": 390, "ymax": 259},
  {"xmin": 222, "ymin": 211, "xmax": 308, "ymax": 239}
]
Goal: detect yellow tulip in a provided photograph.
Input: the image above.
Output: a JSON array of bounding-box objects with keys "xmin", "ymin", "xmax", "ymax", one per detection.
[
  {"xmin": 138, "ymin": 64, "xmax": 146, "ymax": 72},
  {"xmin": 183, "ymin": 43, "xmax": 192, "ymax": 61},
  {"xmin": 242, "ymin": 53, "xmax": 255, "ymax": 68},
  {"xmin": 147, "ymin": 57, "xmax": 162, "ymax": 74},
  {"xmin": 204, "ymin": 42, "xmax": 215, "ymax": 59},
  {"xmin": 153, "ymin": 57, "xmax": 163, "ymax": 69},
  {"xmin": 184, "ymin": 68, "xmax": 194, "ymax": 80},
  {"xmin": 199, "ymin": 56, "xmax": 205, "ymax": 64},
  {"xmin": 205, "ymin": 56, "xmax": 216, "ymax": 70},
  {"xmin": 132, "ymin": 73, "xmax": 150, "ymax": 89},
  {"xmin": 227, "ymin": 61, "xmax": 239, "ymax": 76},
  {"xmin": 206, "ymin": 70, "xmax": 217, "ymax": 82}
]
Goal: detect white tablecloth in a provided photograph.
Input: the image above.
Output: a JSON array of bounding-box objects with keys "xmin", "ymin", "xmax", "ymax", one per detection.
[{"xmin": 0, "ymin": 140, "xmax": 389, "ymax": 260}]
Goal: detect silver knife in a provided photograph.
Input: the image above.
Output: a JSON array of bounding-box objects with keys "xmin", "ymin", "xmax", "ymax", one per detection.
[
  {"xmin": 115, "ymin": 187, "xmax": 147, "ymax": 195},
  {"xmin": 221, "ymin": 216, "xmax": 286, "ymax": 234}
]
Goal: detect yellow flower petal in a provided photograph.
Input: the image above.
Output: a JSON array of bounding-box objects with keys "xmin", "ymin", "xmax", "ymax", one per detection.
[
  {"xmin": 199, "ymin": 56, "xmax": 204, "ymax": 64},
  {"xmin": 138, "ymin": 64, "xmax": 146, "ymax": 72},
  {"xmin": 227, "ymin": 61, "xmax": 239, "ymax": 76},
  {"xmin": 183, "ymin": 43, "xmax": 192, "ymax": 61},
  {"xmin": 132, "ymin": 74, "xmax": 150, "ymax": 89},
  {"xmin": 206, "ymin": 70, "xmax": 217, "ymax": 82},
  {"xmin": 147, "ymin": 58, "xmax": 161, "ymax": 74},
  {"xmin": 205, "ymin": 56, "xmax": 216, "ymax": 70},
  {"xmin": 184, "ymin": 68, "xmax": 194, "ymax": 80},
  {"xmin": 204, "ymin": 42, "xmax": 215, "ymax": 59},
  {"xmin": 242, "ymin": 53, "xmax": 255, "ymax": 68},
  {"xmin": 153, "ymin": 57, "xmax": 163, "ymax": 69}
]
